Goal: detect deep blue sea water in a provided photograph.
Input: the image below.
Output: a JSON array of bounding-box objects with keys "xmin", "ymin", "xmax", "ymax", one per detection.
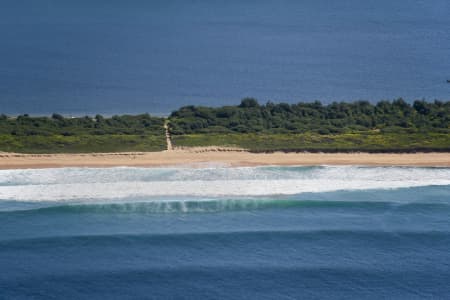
[
  {"xmin": 1, "ymin": 0, "xmax": 450, "ymax": 115},
  {"xmin": 1, "ymin": 166, "xmax": 450, "ymax": 299}
]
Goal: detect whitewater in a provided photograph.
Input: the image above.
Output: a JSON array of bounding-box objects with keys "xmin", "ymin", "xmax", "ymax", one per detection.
[{"xmin": 1, "ymin": 166, "xmax": 450, "ymax": 203}]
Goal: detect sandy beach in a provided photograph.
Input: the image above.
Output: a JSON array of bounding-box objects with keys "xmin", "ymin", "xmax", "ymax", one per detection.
[{"xmin": 0, "ymin": 148, "xmax": 449, "ymax": 169}]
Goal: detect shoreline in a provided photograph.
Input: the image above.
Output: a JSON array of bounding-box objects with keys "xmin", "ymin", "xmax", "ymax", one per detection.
[{"xmin": 1, "ymin": 149, "xmax": 449, "ymax": 169}]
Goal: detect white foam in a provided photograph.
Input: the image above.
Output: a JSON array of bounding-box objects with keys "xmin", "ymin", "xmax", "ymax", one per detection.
[{"xmin": 0, "ymin": 166, "xmax": 449, "ymax": 202}]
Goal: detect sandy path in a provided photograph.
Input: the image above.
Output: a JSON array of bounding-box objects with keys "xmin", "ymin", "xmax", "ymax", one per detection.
[{"xmin": 164, "ymin": 121, "xmax": 173, "ymax": 151}]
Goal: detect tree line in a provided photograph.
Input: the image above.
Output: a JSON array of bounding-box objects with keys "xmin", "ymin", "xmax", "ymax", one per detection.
[
  {"xmin": 169, "ymin": 98, "xmax": 449, "ymax": 135},
  {"xmin": 0, "ymin": 114, "xmax": 165, "ymax": 136},
  {"xmin": 1, "ymin": 98, "xmax": 449, "ymax": 137}
]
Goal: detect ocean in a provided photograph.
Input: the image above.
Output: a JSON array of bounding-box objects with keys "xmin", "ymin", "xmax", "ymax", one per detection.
[
  {"xmin": 1, "ymin": 0, "xmax": 450, "ymax": 115},
  {"xmin": 1, "ymin": 1, "xmax": 450, "ymax": 298},
  {"xmin": 1, "ymin": 165, "xmax": 450, "ymax": 299}
]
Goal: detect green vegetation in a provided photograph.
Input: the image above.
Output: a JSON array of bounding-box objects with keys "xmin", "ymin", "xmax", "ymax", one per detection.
[
  {"xmin": 168, "ymin": 98, "xmax": 450, "ymax": 152},
  {"xmin": 0, "ymin": 134, "xmax": 166, "ymax": 153},
  {"xmin": 169, "ymin": 98, "xmax": 449, "ymax": 135},
  {"xmin": 0, "ymin": 99, "xmax": 449, "ymax": 153},
  {"xmin": 0, "ymin": 114, "xmax": 166, "ymax": 153},
  {"xmin": 171, "ymin": 132, "xmax": 450, "ymax": 152},
  {"xmin": 0, "ymin": 113, "xmax": 164, "ymax": 136}
]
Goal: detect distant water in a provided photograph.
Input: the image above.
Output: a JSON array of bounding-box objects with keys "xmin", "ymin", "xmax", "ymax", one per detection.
[
  {"xmin": 1, "ymin": 166, "xmax": 450, "ymax": 299},
  {"xmin": 1, "ymin": 0, "xmax": 449, "ymax": 115}
]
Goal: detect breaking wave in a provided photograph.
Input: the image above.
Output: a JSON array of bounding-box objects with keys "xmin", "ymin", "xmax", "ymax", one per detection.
[
  {"xmin": 3, "ymin": 199, "xmax": 450, "ymax": 215},
  {"xmin": 0, "ymin": 166, "xmax": 449, "ymax": 203}
]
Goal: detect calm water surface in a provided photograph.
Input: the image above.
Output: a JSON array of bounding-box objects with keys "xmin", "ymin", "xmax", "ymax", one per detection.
[{"xmin": 1, "ymin": 0, "xmax": 449, "ymax": 115}]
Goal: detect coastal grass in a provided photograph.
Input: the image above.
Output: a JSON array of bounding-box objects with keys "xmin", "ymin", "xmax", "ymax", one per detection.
[
  {"xmin": 0, "ymin": 134, "xmax": 166, "ymax": 153},
  {"xmin": 171, "ymin": 132, "xmax": 450, "ymax": 152}
]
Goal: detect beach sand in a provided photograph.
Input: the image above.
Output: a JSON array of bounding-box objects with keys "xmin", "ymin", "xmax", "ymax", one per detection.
[{"xmin": 0, "ymin": 148, "xmax": 449, "ymax": 169}]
